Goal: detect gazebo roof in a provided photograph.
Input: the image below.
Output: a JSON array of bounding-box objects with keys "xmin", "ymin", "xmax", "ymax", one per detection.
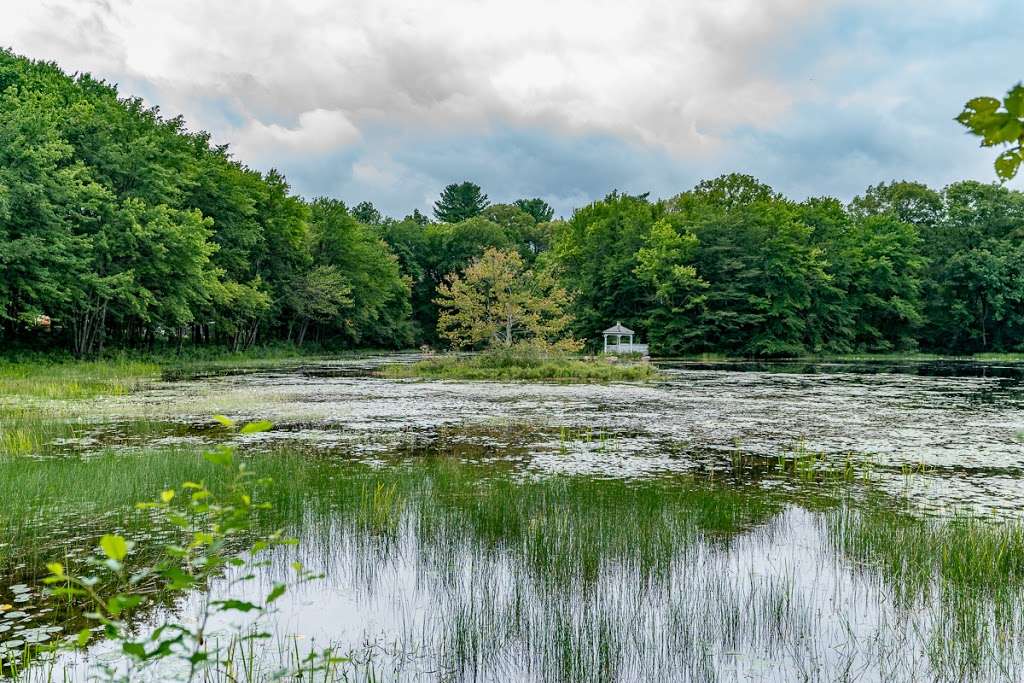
[{"xmin": 603, "ymin": 322, "xmax": 634, "ymax": 335}]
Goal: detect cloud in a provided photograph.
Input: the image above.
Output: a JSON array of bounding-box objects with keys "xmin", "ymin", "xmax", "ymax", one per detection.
[
  {"xmin": 2, "ymin": 0, "xmax": 832, "ymax": 151},
  {"xmin": 230, "ymin": 109, "xmax": 360, "ymax": 163},
  {"xmin": 2, "ymin": 0, "xmax": 1021, "ymax": 215}
]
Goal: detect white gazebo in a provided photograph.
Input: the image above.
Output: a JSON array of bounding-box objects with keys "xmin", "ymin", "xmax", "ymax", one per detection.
[{"xmin": 602, "ymin": 322, "xmax": 648, "ymax": 354}]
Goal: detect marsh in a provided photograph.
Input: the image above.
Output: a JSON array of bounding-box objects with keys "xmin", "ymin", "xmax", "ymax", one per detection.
[{"xmin": 3, "ymin": 356, "xmax": 1024, "ymax": 681}]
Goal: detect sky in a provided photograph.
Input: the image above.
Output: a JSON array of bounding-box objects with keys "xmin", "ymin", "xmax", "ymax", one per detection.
[{"xmin": 3, "ymin": 0, "xmax": 1022, "ymax": 218}]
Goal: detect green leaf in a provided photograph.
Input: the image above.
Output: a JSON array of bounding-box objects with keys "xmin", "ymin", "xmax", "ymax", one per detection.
[
  {"xmin": 965, "ymin": 96, "xmax": 1002, "ymax": 114},
  {"xmin": 1005, "ymin": 84, "xmax": 1024, "ymax": 117},
  {"xmin": 159, "ymin": 566, "xmax": 195, "ymax": 590},
  {"xmin": 46, "ymin": 562, "xmax": 64, "ymax": 577},
  {"xmin": 122, "ymin": 641, "xmax": 147, "ymax": 660},
  {"xmin": 76, "ymin": 629, "xmax": 91, "ymax": 647},
  {"xmin": 991, "ymin": 119, "xmax": 1023, "ymax": 144},
  {"xmin": 203, "ymin": 447, "xmax": 233, "ymax": 467},
  {"xmin": 160, "ymin": 489, "xmax": 175, "ymax": 503},
  {"xmin": 214, "ymin": 599, "xmax": 261, "ymax": 613},
  {"xmin": 108, "ymin": 594, "xmax": 142, "ymax": 616},
  {"xmin": 240, "ymin": 420, "xmax": 273, "ymax": 434},
  {"xmin": 100, "ymin": 534, "xmax": 129, "ymax": 562},
  {"xmin": 266, "ymin": 583, "xmax": 287, "ymax": 604},
  {"xmin": 995, "ymin": 150, "xmax": 1022, "ymax": 181},
  {"xmin": 212, "ymin": 414, "xmax": 234, "ymax": 427}
]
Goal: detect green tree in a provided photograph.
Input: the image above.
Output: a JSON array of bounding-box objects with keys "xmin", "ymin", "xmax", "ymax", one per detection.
[
  {"xmin": 433, "ymin": 181, "xmax": 490, "ymax": 223},
  {"xmin": 514, "ymin": 197, "xmax": 555, "ymax": 223},
  {"xmin": 309, "ymin": 198, "xmax": 413, "ymax": 347},
  {"xmin": 352, "ymin": 200, "xmax": 384, "ymax": 226},
  {"xmin": 413, "ymin": 216, "xmax": 513, "ymax": 342},
  {"xmin": 848, "ymin": 181, "xmax": 944, "ymax": 230},
  {"xmin": 553, "ymin": 191, "xmax": 658, "ymax": 345},
  {"xmin": 286, "ymin": 264, "xmax": 353, "ymax": 346},
  {"xmin": 435, "ymin": 248, "xmax": 576, "ymax": 349},
  {"xmin": 663, "ymin": 175, "xmax": 833, "ymax": 356},
  {"xmin": 840, "ymin": 215, "xmax": 925, "ymax": 351},
  {"xmin": 633, "ymin": 219, "xmax": 707, "ymax": 354}
]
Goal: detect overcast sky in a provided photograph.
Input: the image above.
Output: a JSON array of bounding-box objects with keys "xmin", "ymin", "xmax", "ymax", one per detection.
[{"xmin": 3, "ymin": 0, "xmax": 1022, "ymax": 217}]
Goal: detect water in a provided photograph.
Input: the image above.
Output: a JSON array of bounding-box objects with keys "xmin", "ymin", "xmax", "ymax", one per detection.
[
  {"xmin": 5, "ymin": 357, "xmax": 1024, "ymax": 681},
  {"xmin": 92, "ymin": 357, "xmax": 1024, "ymax": 513}
]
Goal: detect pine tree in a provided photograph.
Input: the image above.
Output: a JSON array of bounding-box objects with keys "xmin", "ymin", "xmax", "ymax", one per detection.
[{"xmin": 433, "ymin": 181, "xmax": 490, "ymax": 223}]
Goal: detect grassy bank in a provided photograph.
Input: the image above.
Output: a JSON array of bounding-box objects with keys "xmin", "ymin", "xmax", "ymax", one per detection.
[{"xmin": 381, "ymin": 352, "xmax": 658, "ymax": 382}]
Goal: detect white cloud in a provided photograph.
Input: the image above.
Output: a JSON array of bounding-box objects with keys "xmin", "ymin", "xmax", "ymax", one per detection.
[
  {"xmin": 1, "ymin": 0, "xmax": 833, "ymax": 157},
  {"xmin": 231, "ymin": 109, "xmax": 360, "ymax": 162}
]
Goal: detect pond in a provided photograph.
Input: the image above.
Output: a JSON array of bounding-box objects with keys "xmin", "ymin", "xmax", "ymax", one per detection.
[{"xmin": 4, "ymin": 357, "xmax": 1024, "ymax": 681}]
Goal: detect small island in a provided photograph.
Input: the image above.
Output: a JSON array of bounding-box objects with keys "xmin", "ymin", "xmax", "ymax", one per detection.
[
  {"xmin": 381, "ymin": 351, "xmax": 657, "ymax": 382},
  {"xmin": 380, "ymin": 248, "xmax": 657, "ymax": 381}
]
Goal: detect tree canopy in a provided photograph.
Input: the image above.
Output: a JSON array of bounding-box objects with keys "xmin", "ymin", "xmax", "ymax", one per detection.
[
  {"xmin": 3, "ymin": 48, "xmax": 1024, "ymax": 358},
  {"xmin": 435, "ymin": 248, "xmax": 576, "ymax": 350},
  {"xmin": 433, "ymin": 181, "xmax": 490, "ymax": 223}
]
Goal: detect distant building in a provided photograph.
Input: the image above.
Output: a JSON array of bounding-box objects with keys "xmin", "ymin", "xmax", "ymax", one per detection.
[{"xmin": 602, "ymin": 322, "xmax": 648, "ymax": 354}]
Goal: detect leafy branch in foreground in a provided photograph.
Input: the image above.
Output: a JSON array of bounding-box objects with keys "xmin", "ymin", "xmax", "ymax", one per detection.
[
  {"xmin": 40, "ymin": 416, "xmax": 340, "ymax": 682},
  {"xmin": 957, "ymin": 84, "xmax": 1024, "ymax": 180}
]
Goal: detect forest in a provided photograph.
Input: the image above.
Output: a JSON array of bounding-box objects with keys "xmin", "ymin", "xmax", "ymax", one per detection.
[{"xmin": 3, "ymin": 48, "xmax": 1024, "ymax": 358}]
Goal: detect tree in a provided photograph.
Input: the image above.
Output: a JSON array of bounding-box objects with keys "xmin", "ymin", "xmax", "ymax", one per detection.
[
  {"xmin": 435, "ymin": 248, "xmax": 576, "ymax": 350},
  {"xmin": 849, "ymin": 181, "xmax": 944, "ymax": 230},
  {"xmin": 482, "ymin": 203, "xmax": 550, "ymax": 263},
  {"xmin": 634, "ymin": 219, "xmax": 707, "ymax": 355},
  {"xmin": 309, "ymin": 198, "xmax": 413, "ymax": 347},
  {"xmin": 514, "ymin": 197, "xmax": 555, "ymax": 223},
  {"xmin": 957, "ymin": 84, "xmax": 1024, "ymax": 180},
  {"xmin": 553, "ymin": 191, "xmax": 659, "ymax": 344},
  {"xmin": 662, "ymin": 175, "xmax": 834, "ymax": 356},
  {"xmin": 415, "ymin": 216, "xmax": 514, "ymax": 341},
  {"xmin": 404, "ymin": 208, "xmax": 431, "ymax": 226},
  {"xmin": 286, "ymin": 265, "xmax": 352, "ymax": 346},
  {"xmin": 840, "ymin": 215, "xmax": 925, "ymax": 351},
  {"xmin": 351, "ymin": 200, "xmax": 384, "ymax": 226},
  {"xmin": 433, "ymin": 181, "xmax": 489, "ymax": 223}
]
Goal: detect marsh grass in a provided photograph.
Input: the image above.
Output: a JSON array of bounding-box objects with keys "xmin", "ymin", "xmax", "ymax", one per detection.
[
  {"xmin": 8, "ymin": 448, "xmax": 1024, "ymax": 681},
  {"xmin": 827, "ymin": 505, "xmax": 1024, "ymax": 680},
  {"xmin": 0, "ymin": 360, "xmax": 160, "ymax": 401},
  {"xmin": 381, "ymin": 351, "xmax": 657, "ymax": 382}
]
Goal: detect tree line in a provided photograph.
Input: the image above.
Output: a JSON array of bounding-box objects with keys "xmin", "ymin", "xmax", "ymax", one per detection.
[{"xmin": 2, "ymin": 49, "xmax": 1023, "ymax": 357}]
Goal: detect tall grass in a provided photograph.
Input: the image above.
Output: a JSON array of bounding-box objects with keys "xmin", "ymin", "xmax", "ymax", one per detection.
[
  {"xmin": 0, "ymin": 359, "xmax": 159, "ymax": 400},
  {"xmin": 8, "ymin": 447, "xmax": 1024, "ymax": 681},
  {"xmin": 382, "ymin": 350, "xmax": 657, "ymax": 382}
]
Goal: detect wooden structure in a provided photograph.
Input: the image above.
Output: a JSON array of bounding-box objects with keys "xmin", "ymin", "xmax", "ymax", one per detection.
[{"xmin": 602, "ymin": 322, "xmax": 648, "ymax": 354}]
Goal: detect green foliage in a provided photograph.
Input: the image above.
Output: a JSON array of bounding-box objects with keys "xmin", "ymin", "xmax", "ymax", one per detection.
[
  {"xmin": 4, "ymin": 45, "xmax": 1024, "ymax": 359},
  {"xmin": 434, "ymin": 248, "xmax": 578, "ymax": 350},
  {"xmin": 553, "ymin": 191, "xmax": 658, "ymax": 347},
  {"xmin": 307, "ymin": 198, "xmax": 413, "ymax": 347},
  {"xmin": 957, "ymin": 84, "xmax": 1024, "ymax": 180},
  {"xmin": 432, "ymin": 181, "xmax": 490, "ymax": 223},
  {"xmin": 0, "ymin": 50, "xmax": 410, "ymax": 355},
  {"xmin": 513, "ymin": 197, "xmax": 555, "ymax": 223},
  {"xmin": 35, "ymin": 420, "xmax": 332, "ymax": 682}
]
